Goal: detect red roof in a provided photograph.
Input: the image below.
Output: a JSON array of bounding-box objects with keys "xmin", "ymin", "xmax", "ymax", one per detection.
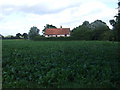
[{"xmin": 45, "ymin": 28, "xmax": 70, "ymax": 35}]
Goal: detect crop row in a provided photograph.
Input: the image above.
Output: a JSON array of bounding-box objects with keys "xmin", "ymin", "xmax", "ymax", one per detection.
[{"xmin": 2, "ymin": 40, "xmax": 120, "ymax": 88}]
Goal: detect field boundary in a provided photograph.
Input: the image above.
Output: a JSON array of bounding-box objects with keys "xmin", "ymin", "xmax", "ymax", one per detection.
[{"xmin": 0, "ymin": 39, "xmax": 2, "ymax": 89}]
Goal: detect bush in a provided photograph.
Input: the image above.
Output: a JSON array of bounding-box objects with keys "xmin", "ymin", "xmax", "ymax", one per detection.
[{"xmin": 100, "ymin": 30, "xmax": 114, "ymax": 41}]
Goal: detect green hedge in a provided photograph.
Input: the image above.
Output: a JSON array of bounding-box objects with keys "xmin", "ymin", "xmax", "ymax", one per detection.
[
  {"xmin": 32, "ymin": 35, "xmax": 116, "ymax": 41},
  {"xmin": 32, "ymin": 36, "xmax": 77, "ymax": 41}
]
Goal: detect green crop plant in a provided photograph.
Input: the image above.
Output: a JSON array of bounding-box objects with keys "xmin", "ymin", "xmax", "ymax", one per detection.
[{"xmin": 2, "ymin": 40, "xmax": 120, "ymax": 88}]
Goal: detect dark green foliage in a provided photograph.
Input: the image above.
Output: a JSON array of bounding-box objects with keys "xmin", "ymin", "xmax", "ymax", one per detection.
[
  {"xmin": 100, "ymin": 30, "xmax": 114, "ymax": 41},
  {"xmin": 22, "ymin": 33, "xmax": 28, "ymax": 39},
  {"xmin": 3, "ymin": 35, "xmax": 20, "ymax": 39},
  {"xmin": 16, "ymin": 33, "xmax": 22, "ymax": 39},
  {"xmin": 109, "ymin": 19, "xmax": 116, "ymax": 27},
  {"xmin": 91, "ymin": 20, "xmax": 110, "ymax": 40},
  {"xmin": 2, "ymin": 40, "xmax": 120, "ymax": 88},
  {"xmin": 71, "ymin": 21, "xmax": 91, "ymax": 40},
  {"xmin": 3, "ymin": 33, "xmax": 28, "ymax": 40},
  {"xmin": 109, "ymin": 1, "xmax": 120, "ymax": 41},
  {"xmin": 42, "ymin": 24, "xmax": 57, "ymax": 34},
  {"xmin": 28, "ymin": 26, "xmax": 40, "ymax": 40},
  {"xmin": 71, "ymin": 20, "xmax": 110, "ymax": 40}
]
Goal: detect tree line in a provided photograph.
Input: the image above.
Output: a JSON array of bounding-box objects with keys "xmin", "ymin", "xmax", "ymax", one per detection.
[
  {"xmin": 1, "ymin": 33, "xmax": 28, "ymax": 39},
  {"xmin": 1, "ymin": 1, "xmax": 119, "ymax": 41},
  {"xmin": 71, "ymin": 20, "xmax": 112, "ymax": 41}
]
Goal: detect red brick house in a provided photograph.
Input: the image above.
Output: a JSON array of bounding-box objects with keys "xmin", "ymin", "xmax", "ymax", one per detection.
[{"xmin": 44, "ymin": 28, "xmax": 70, "ymax": 37}]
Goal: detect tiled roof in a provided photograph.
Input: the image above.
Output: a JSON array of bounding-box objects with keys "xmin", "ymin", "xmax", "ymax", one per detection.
[{"xmin": 45, "ymin": 28, "xmax": 70, "ymax": 35}]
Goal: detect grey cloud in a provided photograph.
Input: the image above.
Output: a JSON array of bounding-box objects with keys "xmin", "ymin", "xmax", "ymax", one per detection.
[
  {"xmin": 18, "ymin": 2, "xmax": 80, "ymax": 15},
  {"xmin": 19, "ymin": 5, "xmax": 63, "ymax": 15},
  {"xmin": 0, "ymin": 2, "xmax": 80, "ymax": 15},
  {"xmin": 1, "ymin": 5, "xmax": 17, "ymax": 15},
  {"xmin": 0, "ymin": 16, "xmax": 4, "ymax": 21}
]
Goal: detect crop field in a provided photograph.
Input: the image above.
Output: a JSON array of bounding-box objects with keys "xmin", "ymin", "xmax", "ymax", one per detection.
[{"xmin": 2, "ymin": 40, "xmax": 120, "ymax": 88}]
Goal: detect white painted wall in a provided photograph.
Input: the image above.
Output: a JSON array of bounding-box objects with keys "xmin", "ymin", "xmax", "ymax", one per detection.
[{"xmin": 45, "ymin": 34, "xmax": 70, "ymax": 37}]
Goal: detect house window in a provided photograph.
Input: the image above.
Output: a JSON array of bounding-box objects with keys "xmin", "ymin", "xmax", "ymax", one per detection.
[
  {"xmin": 65, "ymin": 34, "xmax": 67, "ymax": 37},
  {"xmin": 56, "ymin": 35, "xmax": 57, "ymax": 37}
]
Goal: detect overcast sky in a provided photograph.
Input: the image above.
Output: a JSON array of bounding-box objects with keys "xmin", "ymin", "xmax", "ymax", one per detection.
[{"xmin": 0, "ymin": 0, "xmax": 118, "ymax": 36}]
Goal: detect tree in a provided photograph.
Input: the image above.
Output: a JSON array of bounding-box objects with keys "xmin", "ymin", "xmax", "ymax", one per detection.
[
  {"xmin": 16, "ymin": 33, "xmax": 22, "ymax": 39},
  {"xmin": 71, "ymin": 21, "xmax": 93, "ymax": 40},
  {"xmin": 115, "ymin": 1, "xmax": 120, "ymax": 41},
  {"xmin": 90, "ymin": 20, "xmax": 110, "ymax": 40},
  {"xmin": 42, "ymin": 24, "xmax": 57, "ymax": 34},
  {"xmin": 100, "ymin": 30, "xmax": 114, "ymax": 41},
  {"xmin": 28, "ymin": 26, "xmax": 40, "ymax": 40},
  {"xmin": 22, "ymin": 33, "xmax": 28, "ymax": 39},
  {"xmin": 82, "ymin": 21, "xmax": 90, "ymax": 26},
  {"xmin": 109, "ymin": 1, "xmax": 120, "ymax": 41},
  {"xmin": 71, "ymin": 20, "xmax": 110, "ymax": 40},
  {"xmin": 109, "ymin": 19, "xmax": 116, "ymax": 28}
]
